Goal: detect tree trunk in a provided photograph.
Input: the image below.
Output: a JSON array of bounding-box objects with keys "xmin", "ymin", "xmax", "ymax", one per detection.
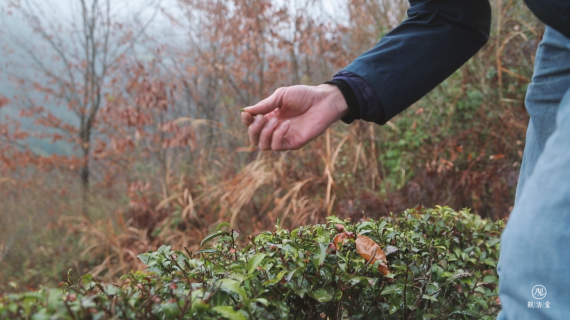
[{"xmin": 80, "ymin": 145, "xmax": 91, "ymax": 222}]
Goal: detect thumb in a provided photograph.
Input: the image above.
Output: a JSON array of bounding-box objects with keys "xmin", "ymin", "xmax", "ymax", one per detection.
[{"xmin": 244, "ymin": 87, "xmax": 286, "ymax": 115}]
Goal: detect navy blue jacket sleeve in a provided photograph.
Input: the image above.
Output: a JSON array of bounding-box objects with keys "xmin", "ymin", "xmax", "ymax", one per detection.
[
  {"xmin": 525, "ymin": 0, "xmax": 570, "ymax": 39},
  {"xmin": 325, "ymin": 71, "xmax": 384, "ymax": 124},
  {"xmin": 332, "ymin": 0, "xmax": 491, "ymax": 125}
]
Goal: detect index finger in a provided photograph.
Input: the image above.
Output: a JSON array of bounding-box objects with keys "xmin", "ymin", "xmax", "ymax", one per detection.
[{"xmin": 243, "ymin": 87, "xmax": 286, "ymax": 115}]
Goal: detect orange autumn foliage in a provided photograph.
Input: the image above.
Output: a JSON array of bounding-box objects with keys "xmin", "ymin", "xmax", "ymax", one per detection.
[
  {"xmin": 355, "ymin": 235, "xmax": 390, "ymax": 275},
  {"xmin": 333, "ymin": 229, "xmax": 355, "ymax": 251},
  {"xmin": 333, "ymin": 233, "xmax": 348, "ymax": 251}
]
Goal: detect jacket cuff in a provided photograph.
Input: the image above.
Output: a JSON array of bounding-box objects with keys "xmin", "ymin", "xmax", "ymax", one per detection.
[{"xmin": 324, "ymin": 79, "xmax": 360, "ymax": 124}]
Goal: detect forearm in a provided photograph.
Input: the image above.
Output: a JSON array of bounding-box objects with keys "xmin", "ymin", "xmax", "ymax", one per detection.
[{"xmin": 329, "ymin": 0, "xmax": 491, "ymax": 125}]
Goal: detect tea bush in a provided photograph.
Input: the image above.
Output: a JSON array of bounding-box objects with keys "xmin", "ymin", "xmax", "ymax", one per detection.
[{"xmin": 0, "ymin": 206, "xmax": 503, "ymax": 319}]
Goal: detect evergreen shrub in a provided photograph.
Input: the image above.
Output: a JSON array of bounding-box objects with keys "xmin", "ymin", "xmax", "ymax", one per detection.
[{"xmin": 0, "ymin": 206, "xmax": 503, "ymax": 319}]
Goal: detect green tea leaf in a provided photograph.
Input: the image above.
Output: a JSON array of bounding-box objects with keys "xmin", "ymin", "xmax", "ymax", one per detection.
[
  {"xmin": 195, "ymin": 249, "xmax": 219, "ymax": 255},
  {"xmin": 211, "ymin": 306, "xmax": 246, "ymax": 320},
  {"xmin": 272, "ymin": 300, "xmax": 290, "ymax": 318},
  {"xmin": 217, "ymin": 279, "xmax": 247, "ymax": 299},
  {"xmin": 313, "ymin": 243, "xmax": 327, "ymax": 269},
  {"xmin": 217, "ymin": 222, "xmax": 231, "ymax": 231},
  {"xmin": 200, "ymin": 231, "xmax": 230, "ymax": 246},
  {"xmin": 310, "ymin": 288, "xmax": 333, "ymax": 303},
  {"xmin": 247, "ymin": 253, "xmax": 267, "ymax": 275},
  {"xmin": 422, "ymin": 294, "xmax": 438, "ymax": 302}
]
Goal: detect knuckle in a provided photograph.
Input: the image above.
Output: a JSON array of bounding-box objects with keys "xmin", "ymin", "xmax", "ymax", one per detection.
[{"xmin": 275, "ymin": 87, "xmax": 287, "ymax": 96}]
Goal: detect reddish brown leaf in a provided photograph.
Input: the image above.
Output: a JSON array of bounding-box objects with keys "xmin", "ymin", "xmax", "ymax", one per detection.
[
  {"xmin": 327, "ymin": 242, "xmax": 337, "ymax": 254},
  {"xmin": 355, "ymin": 235, "xmax": 390, "ymax": 275},
  {"xmin": 333, "ymin": 233, "xmax": 348, "ymax": 251}
]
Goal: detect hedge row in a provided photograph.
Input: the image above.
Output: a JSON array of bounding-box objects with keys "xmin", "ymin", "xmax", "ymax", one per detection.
[{"xmin": 0, "ymin": 206, "xmax": 503, "ymax": 319}]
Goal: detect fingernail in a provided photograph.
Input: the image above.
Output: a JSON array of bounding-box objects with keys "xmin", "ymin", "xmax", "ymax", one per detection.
[
  {"xmin": 244, "ymin": 107, "xmax": 251, "ymax": 111},
  {"xmin": 268, "ymin": 117, "xmax": 277, "ymax": 127}
]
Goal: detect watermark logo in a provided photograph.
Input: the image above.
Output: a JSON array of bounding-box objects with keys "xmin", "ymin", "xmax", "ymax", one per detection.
[
  {"xmin": 528, "ymin": 301, "xmax": 550, "ymax": 308},
  {"xmin": 532, "ymin": 285, "xmax": 547, "ymax": 300}
]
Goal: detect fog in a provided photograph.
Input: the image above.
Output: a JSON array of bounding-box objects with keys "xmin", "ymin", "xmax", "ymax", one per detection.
[{"xmin": 0, "ymin": 0, "xmax": 347, "ymax": 155}]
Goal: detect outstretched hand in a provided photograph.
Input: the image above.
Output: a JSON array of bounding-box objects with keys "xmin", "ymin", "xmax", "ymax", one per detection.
[{"xmin": 241, "ymin": 84, "xmax": 349, "ymax": 151}]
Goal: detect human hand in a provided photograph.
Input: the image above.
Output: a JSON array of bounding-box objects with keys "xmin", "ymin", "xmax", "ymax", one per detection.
[{"xmin": 241, "ymin": 84, "xmax": 349, "ymax": 151}]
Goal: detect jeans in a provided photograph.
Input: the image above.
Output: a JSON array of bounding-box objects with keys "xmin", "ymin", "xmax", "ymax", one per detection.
[{"xmin": 498, "ymin": 27, "xmax": 570, "ymax": 319}]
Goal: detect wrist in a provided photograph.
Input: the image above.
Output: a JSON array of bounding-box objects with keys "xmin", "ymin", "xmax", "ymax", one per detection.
[{"xmin": 318, "ymin": 84, "xmax": 350, "ymax": 121}]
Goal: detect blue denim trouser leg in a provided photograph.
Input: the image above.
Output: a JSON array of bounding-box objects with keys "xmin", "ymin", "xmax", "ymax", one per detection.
[
  {"xmin": 498, "ymin": 26, "xmax": 570, "ymax": 319},
  {"xmin": 514, "ymin": 27, "xmax": 570, "ymax": 203}
]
